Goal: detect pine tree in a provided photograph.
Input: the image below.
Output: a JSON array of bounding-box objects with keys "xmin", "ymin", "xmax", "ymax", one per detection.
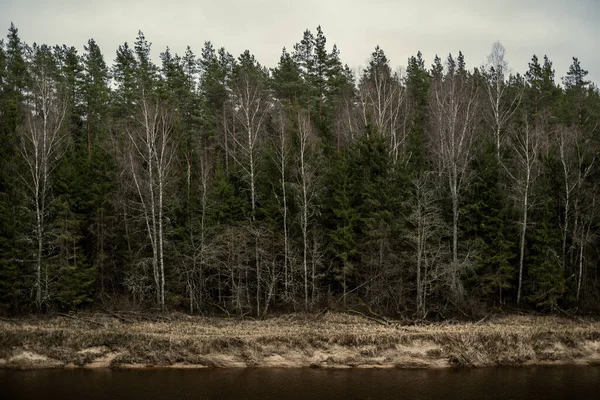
[
  {"xmin": 292, "ymin": 29, "xmax": 316, "ymax": 111},
  {"xmin": 327, "ymin": 150, "xmax": 361, "ymax": 304},
  {"xmin": 52, "ymin": 153, "xmax": 95, "ymax": 310},
  {"xmin": 82, "ymin": 39, "xmax": 110, "ymax": 156},
  {"xmin": 526, "ymin": 170, "xmax": 565, "ymax": 308},
  {"xmin": 354, "ymin": 134, "xmax": 405, "ymax": 311},
  {"xmin": 79, "ymin": 38, "xmax": 116, "ymax": 300},
  {"xmin": 313, "ymin": 26, "xmax": 328, "ymax": 123},
  {"xmin": 112, "ymin": 42, "xmax": 136, "ymax": 118},
  {"xmin": 0, "ymin": 26, "xmax": 31, "ymax": 311},
  {"xmin": 525, "ymin": 55, "xmax": 561, "ymax": 120},
  {"xmin": 563, "ymin": 57, "xmax": 590, "ymax": 91},
  {"xmin": 405, "ymin": 51, "xmax": 429, "ymax": 172},
  {"xmin": 561, "ymin": 57, "xmax": 591, "ymax": 127},
  {"xmin": 463, "ymin": 143, "xmax": 516, "ymax": 304},
  {"xmin": 199, "ymin": 43, "xmax": 235, "ymax": 169},
  {"xmin": 271, "ymin": 48, "xmax": 303, "ymax": 106}
]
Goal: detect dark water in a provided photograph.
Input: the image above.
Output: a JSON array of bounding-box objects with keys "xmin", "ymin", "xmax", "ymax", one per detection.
[{"xmin": 1, "ymin": 366, "xmax": 599, "ymax": 400}]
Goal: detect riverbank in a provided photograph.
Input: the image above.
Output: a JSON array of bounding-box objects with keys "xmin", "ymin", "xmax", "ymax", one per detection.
[{"xmin": 1, "ymin": 313, "xmax": 599, "ymax": 369}]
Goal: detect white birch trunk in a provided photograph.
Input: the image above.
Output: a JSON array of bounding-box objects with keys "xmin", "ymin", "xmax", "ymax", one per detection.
[{"xmin": 19, "ymin": 49, "xmax": 68, "ymax": 309}]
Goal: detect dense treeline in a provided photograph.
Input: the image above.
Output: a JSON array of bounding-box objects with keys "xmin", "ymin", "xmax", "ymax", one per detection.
[{"xmin": 0, "ymin": 23, "xmax": 599, "ymax": 316}]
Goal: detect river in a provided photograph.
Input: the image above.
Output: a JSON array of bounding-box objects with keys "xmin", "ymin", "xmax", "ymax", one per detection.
[{"xmin": 1, "ymin": 366, "xmax": 599, "ymax": 399}]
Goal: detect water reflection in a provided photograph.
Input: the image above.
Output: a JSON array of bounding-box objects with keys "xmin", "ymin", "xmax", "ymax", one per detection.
[{"xmin": 1, "ymin": 366, "xmax": 599, "ymax": 400}]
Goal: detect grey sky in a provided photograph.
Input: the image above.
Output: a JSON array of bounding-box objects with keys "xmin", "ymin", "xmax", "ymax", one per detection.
[{"xmin": 1, "ymin": 0, "xmax": 599, "ymax": 84}]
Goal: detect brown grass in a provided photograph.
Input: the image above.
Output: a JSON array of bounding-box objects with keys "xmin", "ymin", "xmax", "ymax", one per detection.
[{"xmin": 1, "ymin": 313, "xmax": 599, "ymax": 369}]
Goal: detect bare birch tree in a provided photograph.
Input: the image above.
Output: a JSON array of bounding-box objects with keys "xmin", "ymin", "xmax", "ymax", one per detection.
[
  {"xmin": 295, "ymin": 110, "xmax": 319, "ymax": 309},
  {"xmin": 126, "ymin": 94, "xmax": 175, "ymax": 310},
  {"xmin": 428, "ymin": 54, "xmax": 479, "ymax": 298},
  {"xmin": 358, "ymin": 66, "xmax": 408, "ymax": 164},
  {"xmin": 227, "ymin": 61, "xmax": 269, "ymax": 315},
  {"xmin": 406, "ymin": 173, "xmax": 447, "ymax": 316},
  {"xmin": 557, "ymin": 125, "xmax": 595, "ymax": 270},
  {"xmin": 18, "ymin": 45, "xmax": 68, "ymax": 308},
  {"xmin": 574, "ymin": 191, "xmax": 597, "ymax": 302},
  {"xmin": 181, "ymin": 149, "xmax": 212, "ymax": 313},
  {"xmin": 333, "ymin": 87, "xmax": 361, "ymax": 151},
  {"xmin": 483, "ymin": 42, "xmax": 521, "ymax": 161},
  {"xmin": 502, "ymin": 119, "xmax": 543, "ymax": 303},
  {"xmin": 272, "ymin": 107, "xmax": 292, "ymax": 300}
]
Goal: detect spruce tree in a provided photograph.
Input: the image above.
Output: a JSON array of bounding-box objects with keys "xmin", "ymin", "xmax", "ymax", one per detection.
[
  {"xmin": 271, "ymin": 48, "xmax": 303, "ymax": 106},
  {"xmin": 52, "ymin": 153, "xmax": 95, "ymax": 310},
  {"xmin": 463, "ymin": 142, "xmax": 516, "ymax": 304},
  {"xmin": 0, "ymin": 26, "xmax": 31, "ymax": 311},
  {"xmin": 405, "ymin": 51, "xmax": 429, "ymax": 172}
]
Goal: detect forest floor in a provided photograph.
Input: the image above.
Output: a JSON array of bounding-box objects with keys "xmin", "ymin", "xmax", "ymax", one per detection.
[{"xmin": 1, "ymin": 312, "xmax": 600, "ymax": 369}]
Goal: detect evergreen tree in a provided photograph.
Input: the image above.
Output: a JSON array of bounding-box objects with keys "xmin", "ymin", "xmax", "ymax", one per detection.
[
  {"xmin": 463, "ymin": 143, "xmax": 516, "ymax": 304},
  {"xmin": 0, "ymin": 25, "xmax": 30, "ymax": 311},
  {"xmin": 526, "ymin": 169, "xmax": 565, "ymax": 307},
  {"xmin": 362, "ymin": 45, "xmax": 391, "ymax": 83},
  {"xmin": 52, "ymin": 153, "xmax": 95, "ymax": 310},
  {"xmin": 292, "ymin": 29, "xmax": 316, "ymax": 111},
  {"xmin": 563, "ymin": 57, "xmax": 590, "ymax": 90},
  {"xmin": 327, "ymin": 152, "xmax": 360, "ymax": 304},
  {"xmin": 80, "ymin": 39, "xmax": 116, "ymax": 300},
  {"xmin": 199, "ymin": 42, "xmax": 235, "ymax": 169},
  {"xmin": 112, "ymin": 42, "xmax": 136, "ymax": 117},
  {"xmin": 82, "ymin": 39, "xmax": 110, "ymax": 155},
  {"xmin": 405, "ymin": 51, "xmax": 429, "ymax": 171},
  {"xmin": 271, "ymin": 47, "xmax": 303, "ymax": 105},
  {"xmin": 525, "ymin": 55, "xmax": 561, "ymax": 120},
  {"xmin": 313, "ymin": 26, "xmax": 328, "ymax": 123},
  {"xmin": 561, "ymin": 57, "xmax": 591, "ymax": 127}
]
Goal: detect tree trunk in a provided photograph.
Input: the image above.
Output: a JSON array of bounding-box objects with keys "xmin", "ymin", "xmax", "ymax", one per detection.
[
  {"xmin": 35, "ymin": 205, "xmax": 43, "ymax": 308},
  {"xmin": 517, "ymin": 183, "xmax": 529, "ymax": 304},
  {"xmin": 158, "ymin": 169, "xmax": 165, "ymax": 310}
]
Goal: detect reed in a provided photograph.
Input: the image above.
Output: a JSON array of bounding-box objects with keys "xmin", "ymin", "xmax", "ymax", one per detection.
[{"xmin": 1, "ymin": 313, "xmax": 599, "ymax": 369}]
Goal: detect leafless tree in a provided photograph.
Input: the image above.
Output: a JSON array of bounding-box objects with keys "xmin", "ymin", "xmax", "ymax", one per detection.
[
  {"xmin": 125, "ymin": 94, "xmax": 175, "ymax": 310},
  {"xmin": 406, "ymin": 173, "xmax": 447, "ymax": 315},
  {"xmin": 502, "ymin": 119, "xmax": 543, "ymax": 303},
  {"xmin": 334, "ymin": 90, "xmax": 361, "ymax": 151},
  {"xmin": 358, "ymin": 68, "xmax": 409, "ymax": 164},
  {"xmin": 428, "ymin": 56, "xmax": 479, "ymax": 296},
  {"xmin": 180, "ymin": 149, "xmax": 212, "ymax": 313},
  {"xmin": 18, "ymin": 45, "xmax": 68, "ymax": 308},
  {"xmin": 210, "ymin": 225, "xmax": 253, "ymax": 314},
  {"xmin": 295, "ymin": 110, "xmax": 319, "ymax": 309},
  {"xmin": 271, "ymin": 107, "xmax": 292, "ymax": 300},
  {"xmin": 227, "ymin": 68, "xmax": 269, "ymax": 315},
  {"xmin": 575, "ymin": 192, "xmax": 598, "ymax": 301},
  {"xmin": 557, "ymin": 125, "xmax": 595, "ymax": 270},
  {"xmin": 482, "ymin": 42, "xmax": 521, "ymax": 161}
]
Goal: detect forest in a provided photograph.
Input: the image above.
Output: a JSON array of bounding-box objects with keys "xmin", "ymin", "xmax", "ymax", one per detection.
[{"xmin": 0, "ymin": 23, "xmax": 599, "ymax": 318}]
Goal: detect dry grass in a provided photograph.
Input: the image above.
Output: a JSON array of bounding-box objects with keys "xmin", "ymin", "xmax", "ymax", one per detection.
[{"xmin": 1, "ymin": 312, "xmax": 599, "ymax": 369}]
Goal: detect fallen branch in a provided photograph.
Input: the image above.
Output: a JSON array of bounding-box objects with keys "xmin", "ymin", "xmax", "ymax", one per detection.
[
  {"xmin": 362, "ymin": 299, "xmax": 393, "ymax": 325},
  {"xmin": 347, "ymin": 309, "xmax": 389, "ymax": 326},
  {"xmin": 58, "ymin": 313, "xmax": 106, "ymax": 328},
  {"xmin": 118, "ymin": 311, "xmax": 172, "ymax": 322},
  {"xmin": 554, "ymin": 305, "xmax": 584, "ymax": 323},
  {"xmin": 207, "ymin": 302, "xmax": 232, "ymax": 319},
  {"xmin": 102, "ymin": 309, "xmax": 135, "ymax": 324},
  {"xmin": 475, "ymin": 310, "xmax": 494, "ymax": 325},
  {"xmin": 314, "ymin": 307, "xmax": 329, "ymax": 320},
  {"xmin": 447, "ymin": 298, "xmax": 470, "ymax": 319}
]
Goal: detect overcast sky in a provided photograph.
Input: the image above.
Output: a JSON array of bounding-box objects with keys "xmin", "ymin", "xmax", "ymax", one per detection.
[{"xmin": 1, "ymin": 0, "xmax": 599, "ymax": 84}]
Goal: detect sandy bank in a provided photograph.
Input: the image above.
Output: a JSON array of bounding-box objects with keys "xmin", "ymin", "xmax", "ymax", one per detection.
[{"xmin": 1, "ymin": 313, "xmax": 599, "ymax": 369}]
